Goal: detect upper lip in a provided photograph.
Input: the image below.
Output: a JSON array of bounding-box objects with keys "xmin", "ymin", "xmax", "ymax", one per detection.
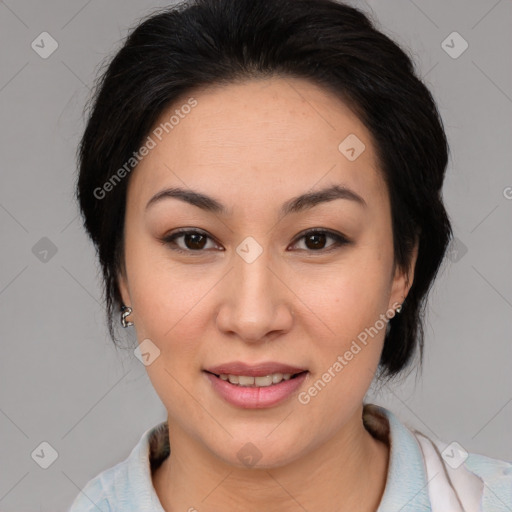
[{"xmin": 204, "ymin": 361, "xmax": 308, "ymax": 377}]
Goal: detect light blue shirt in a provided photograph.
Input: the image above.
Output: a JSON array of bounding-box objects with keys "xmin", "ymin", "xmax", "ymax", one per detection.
[{"xmin": 68, "ymin": 404, "xmax": 512, "ymax": 511}]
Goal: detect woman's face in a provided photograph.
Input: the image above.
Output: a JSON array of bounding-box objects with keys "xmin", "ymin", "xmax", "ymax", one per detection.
[{"xmin": 118, "ymin": 77, "xmax": 414, "ymax": 468}]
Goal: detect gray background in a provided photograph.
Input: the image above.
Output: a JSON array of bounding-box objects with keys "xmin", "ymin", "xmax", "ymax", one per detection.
[{"xmin": 0, "ymin": 0, "xmax": 511, "ymax": 510}]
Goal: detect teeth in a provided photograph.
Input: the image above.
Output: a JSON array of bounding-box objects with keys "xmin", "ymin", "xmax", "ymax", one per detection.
[
  {"xmin": 238, "ymin": 375, "xmax": 254, "ymax": 386},
  {"xmin": 219, "ymin": 372, "xmax": 295, "ymax": 387},
  {"xmin": 272, "ymin": 373, "xmax": 284, "ymax": 384}
]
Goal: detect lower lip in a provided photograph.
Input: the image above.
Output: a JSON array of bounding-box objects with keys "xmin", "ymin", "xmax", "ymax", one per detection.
[{"xmin": 204, "ymin": 371, "xmax": 308, "ymax": 409}]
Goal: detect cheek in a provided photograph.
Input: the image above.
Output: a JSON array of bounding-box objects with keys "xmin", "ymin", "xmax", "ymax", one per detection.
[
  {"xmin": 127, "ymin": 259, "xmax": 213, "ymax": 418},
  {"xmin": 294, "ymin": 264, "xmax": 390, "ymax": 420},
  {"xmin": 291, "ymin": 250, "xmax": 392, "ymax": 388},
  {"xmin": 130, "ymin": 268, "xmax": 213, "ymax": 346},
  {"xmin": 300, "ymin": 255, "xmax": 392, "ymax": 335}
]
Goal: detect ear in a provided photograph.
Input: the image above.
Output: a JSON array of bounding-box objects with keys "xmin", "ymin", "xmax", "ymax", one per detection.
[
  {"xmin": 388, "ymin": 238, "xmax": 419, "ymax": 309},
  {"xmin": 117, "ymin": 266, "xmax": 131, "ymax": 306}
]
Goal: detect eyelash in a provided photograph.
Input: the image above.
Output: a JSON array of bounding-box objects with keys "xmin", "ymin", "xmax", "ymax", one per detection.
[{"xmin": 159, "ymin": 228, "xmax": 351, "ymax": 255}]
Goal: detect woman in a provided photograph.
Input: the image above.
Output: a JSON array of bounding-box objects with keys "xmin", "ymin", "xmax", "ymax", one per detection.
[{"xmin": 69, "ymin": 0, "xmax": 512, "ymax": 510}]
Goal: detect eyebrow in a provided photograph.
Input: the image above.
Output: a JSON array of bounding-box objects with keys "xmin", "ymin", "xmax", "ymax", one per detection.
[{"xmin": 145, "ymin": 183, "xmax": 367, "ymax": 217}]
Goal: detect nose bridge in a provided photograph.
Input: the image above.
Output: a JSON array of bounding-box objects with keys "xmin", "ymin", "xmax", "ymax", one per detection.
[
  {"xmin": 216, "ymin": 236, "xmax": 292, "ymax": 340},
  {"xmin": 233, "ymin": 240, "xmax": 276, "ymax": 311}
]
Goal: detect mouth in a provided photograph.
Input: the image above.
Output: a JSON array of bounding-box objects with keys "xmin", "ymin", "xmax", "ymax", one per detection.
[
  {"xmin": 204, "ymin": 370, "xmax": 308, "ymax": 388},
  {"xmin": 203, "ymin": 368, "xmax": 309, "ymax": 409}
]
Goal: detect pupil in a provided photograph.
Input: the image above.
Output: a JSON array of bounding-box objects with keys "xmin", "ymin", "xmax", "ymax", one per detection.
[
  {"xmin": 186, "ymin": 233, "xmax": 206, "ymax": 250},
  {"xmin": 306, "ymin": 233, "xmax": 326, "ymax": 250}
]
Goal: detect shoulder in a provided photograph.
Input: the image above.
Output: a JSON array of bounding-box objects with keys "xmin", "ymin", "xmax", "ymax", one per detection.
[
  {"xmin": 67, "ymin": 463, "xmax": 119, "ymax": 512},
  {"xmin": 463, "ymin": 450, "xmax": 512, "ymax": 511},
  {"xmin": 67, "ymin": 421, "xmax": 169, "ymax": 512},
  {"xmin": 413, "ymin": 430, "xmax": 512, "ymax": 511},
  {"xmin": 364, "ymin": 404, "xmax": 512, "ymax": 512}
]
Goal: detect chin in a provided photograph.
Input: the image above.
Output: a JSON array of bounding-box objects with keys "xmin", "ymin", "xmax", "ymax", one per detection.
[{"xmin": 209, "ymin": 433, "xmax": 307, "ymax": 470}]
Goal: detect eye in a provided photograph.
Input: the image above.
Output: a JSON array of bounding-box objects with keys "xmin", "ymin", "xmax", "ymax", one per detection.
[
  {"xmin": 160, "ymin": 228, "xmax": 350, "ymax": 255},
  {"xmin": 290, "ymin": 228, "xmax": 350, "ymax": 253},
  {"xmin": 160, "ymin": 228, "xmax": 221, "ymax": 254}
]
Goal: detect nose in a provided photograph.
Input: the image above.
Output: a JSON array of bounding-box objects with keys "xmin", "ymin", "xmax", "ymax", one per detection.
[{"xmin": 215, "ymin": 243, "xmax": 294, "ymax": 343}]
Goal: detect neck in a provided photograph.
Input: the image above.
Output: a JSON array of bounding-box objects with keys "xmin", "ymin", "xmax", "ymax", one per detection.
[{"xmin": 153, "ymin": 404, "xmax": 390, "ymax": 512}]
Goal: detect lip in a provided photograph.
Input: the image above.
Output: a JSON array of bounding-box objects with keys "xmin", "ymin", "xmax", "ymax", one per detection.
[
  {"xmin": 204, "ymin": 370, "xmax": 308, "ymax": 409},
  {"xmin": 204, "ymin": 361, "xmax": 308, "ymax": 377}
]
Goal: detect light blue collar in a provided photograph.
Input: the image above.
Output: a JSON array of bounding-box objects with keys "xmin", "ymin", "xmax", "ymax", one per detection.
[{"xmin": 374, "ymin": 405, "xmax": 431, "ymax": 511}]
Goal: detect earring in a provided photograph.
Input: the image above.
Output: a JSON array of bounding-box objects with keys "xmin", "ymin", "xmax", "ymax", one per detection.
[
  {"xmin": 395, "ymin": 304, "xmax": 402, "ymax": 314},
  {"xmin": 121, "ymin": 305, "xmax": 134, "ymax": 328}
]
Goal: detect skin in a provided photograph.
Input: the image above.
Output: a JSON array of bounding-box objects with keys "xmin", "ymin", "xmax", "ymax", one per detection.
[{"xmin": 118, "ymin": 76, "xmax": 418, "ymax": 512}]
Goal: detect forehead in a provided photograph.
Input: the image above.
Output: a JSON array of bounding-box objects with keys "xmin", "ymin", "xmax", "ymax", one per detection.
[{"xmin": 126, "ymin": 77, "xmax": 387, "ymax": 213}]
